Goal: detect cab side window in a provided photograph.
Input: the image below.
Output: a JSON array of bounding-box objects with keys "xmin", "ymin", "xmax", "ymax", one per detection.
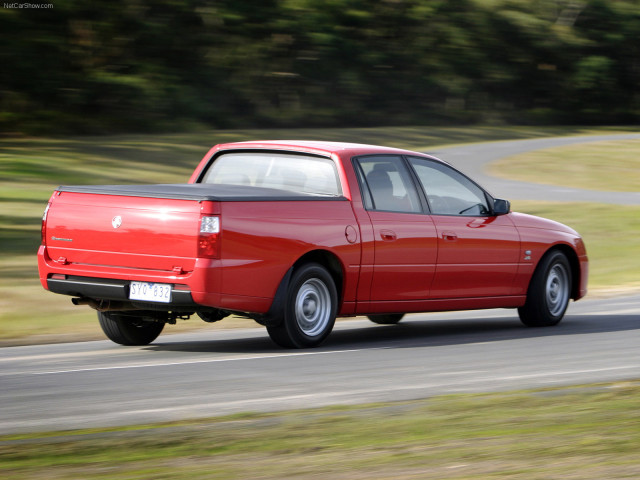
[
  {"xmin": 355, "ymin": 156, "xmax": 421, "ymax": 213},
  {"xmin": 408, "ymin": 157, "xmax": 490, "ymax": 216}
]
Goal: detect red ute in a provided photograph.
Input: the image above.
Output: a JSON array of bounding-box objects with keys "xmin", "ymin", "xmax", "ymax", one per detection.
[{"xmin": 38, "ymin": 141, "xmax": 588, "ymax": 348}]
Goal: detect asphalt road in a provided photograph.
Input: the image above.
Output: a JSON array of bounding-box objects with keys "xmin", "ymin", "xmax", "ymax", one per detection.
[
  {"xmin": 2, "ymin": 134, "xmax": 639, "ymax": 434},
  {"xmin": 2, "ymin": 295, "xmax": 639, "ymax": 433}
]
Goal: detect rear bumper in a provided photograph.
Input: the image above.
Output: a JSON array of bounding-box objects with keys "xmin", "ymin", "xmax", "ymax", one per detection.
[
  {"xmin": 47, "ymin": 275, "xmax": 197, "ymax": 309},
  {"xmin": 38, "ymin": 245, "xmax": 273, "ymax": 314}
]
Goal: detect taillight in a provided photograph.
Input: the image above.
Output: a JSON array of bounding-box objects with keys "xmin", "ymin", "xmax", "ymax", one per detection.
[
  {"xmin": 41, "ymin": 201, "xmax": 52, "ymax": 245},
  {"xmin": 198, "ymin": 216, "xmax": 220, "ymax": 258}
]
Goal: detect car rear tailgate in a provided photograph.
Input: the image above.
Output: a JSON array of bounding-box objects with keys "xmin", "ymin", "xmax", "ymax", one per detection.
[{"xmin": 44, "ymin": 190, "xmax": 210, "ymax": 272}]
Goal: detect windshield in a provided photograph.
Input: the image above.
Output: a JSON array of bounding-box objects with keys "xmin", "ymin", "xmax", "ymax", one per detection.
[{"xmin": 200, "ymin": 152, "xmax": 341, "ymax": 196}]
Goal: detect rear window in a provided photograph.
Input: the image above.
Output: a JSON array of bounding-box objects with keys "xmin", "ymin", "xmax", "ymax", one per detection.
[{"xmin": 200, "ymin": 152, "xmax": 341, "ymax": 196}]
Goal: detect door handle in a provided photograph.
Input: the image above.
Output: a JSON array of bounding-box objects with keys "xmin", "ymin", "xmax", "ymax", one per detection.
[
  {"xmin": 442, "ymin": 231, "xmax": 458, "ymax": 241},
  {"xmin": 380, "ymin": 229, "xmax": 397, "ymax": 241}
]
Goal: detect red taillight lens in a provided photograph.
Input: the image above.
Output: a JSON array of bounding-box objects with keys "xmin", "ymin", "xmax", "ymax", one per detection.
[
  {"xmin": 41, "ymin": 202, "xmax": 51, "ymax": 245},
  {"xmin": 197, "ymin": 216, "xmax": 220, "ymax": 258},
  {"xmin": 198, "ymin": 234, "xmax": 219, "ymax": 258}
]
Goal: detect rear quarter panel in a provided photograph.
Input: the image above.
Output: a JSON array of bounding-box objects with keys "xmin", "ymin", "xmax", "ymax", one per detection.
[{"xmin": 217, "ymin": 200, "xmax": 361, "ymax": 313}]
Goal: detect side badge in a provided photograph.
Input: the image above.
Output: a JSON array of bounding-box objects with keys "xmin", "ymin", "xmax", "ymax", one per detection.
[{"xmin": 112, "ymin": 216, "xmax": 123, "ymax": 229}]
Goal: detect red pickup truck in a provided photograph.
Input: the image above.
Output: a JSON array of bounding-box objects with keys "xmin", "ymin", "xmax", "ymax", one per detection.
[{"xmin": 38, "ymin": 141, "xmax": 588, "ymax": 348}]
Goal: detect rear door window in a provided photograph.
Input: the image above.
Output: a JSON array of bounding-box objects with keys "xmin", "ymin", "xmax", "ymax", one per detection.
[{"xmin": 354, "ymin": 155, "xmax": 422, "ymax": 213}]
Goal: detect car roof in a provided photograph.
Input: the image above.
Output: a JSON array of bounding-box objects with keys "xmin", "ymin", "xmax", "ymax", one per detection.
[{"xmin": 213, "ymin": 140, "xmax": 436, "ymax": 159}]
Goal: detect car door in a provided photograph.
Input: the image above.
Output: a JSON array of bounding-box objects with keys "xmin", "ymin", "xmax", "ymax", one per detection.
[
  {"xmin": 354, "ymin": 155, "xmax": 437, "ymax": 302},
  {"xmin": 406, "ymin": 156, "xmax": 521, "ymax": 299}
]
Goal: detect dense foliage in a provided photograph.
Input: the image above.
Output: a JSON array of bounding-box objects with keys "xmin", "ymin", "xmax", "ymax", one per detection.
[{"xmin": 1, "ymin": 0, "xmax": 639, "ymax": 134}]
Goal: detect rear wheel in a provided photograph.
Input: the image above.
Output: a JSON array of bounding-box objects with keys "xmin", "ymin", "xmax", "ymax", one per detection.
[
  {"xmin": 98, "ymin": 311, "xmax": 164, "ymax": 345},
  {"xmin": 518, "ymin": 250, "xmax": 572, "ymax": 327},
  {"xmin": 267, "ymin": 263, "xmax": 337, "ymax": 348},
  {"xmin": 367, "ymin": 314, "xmax": 405, "ymax": 325}
]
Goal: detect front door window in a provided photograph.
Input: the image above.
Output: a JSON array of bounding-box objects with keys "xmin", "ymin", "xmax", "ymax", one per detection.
[{"xmin": 407, "ymin": 157, "xmax": 490, "ymax": 216}]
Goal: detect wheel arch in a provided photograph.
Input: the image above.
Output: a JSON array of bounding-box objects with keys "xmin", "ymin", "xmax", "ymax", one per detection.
[
  {"xmin": 257, "ymin": 249, "xmax": 345, "ymax": 327},
  {"xmin": 538, "ymin": 244, "xmax": 582, "ymax": 300},
  {"xmin": 292, "ymin": 249, "xmax": 345, "ymax": 307}
]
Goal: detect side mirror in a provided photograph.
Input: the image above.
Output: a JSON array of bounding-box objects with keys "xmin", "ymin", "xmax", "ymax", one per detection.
[{"xmin": 493, "ymin": 198, "xmax": 511, "ymax": 216}]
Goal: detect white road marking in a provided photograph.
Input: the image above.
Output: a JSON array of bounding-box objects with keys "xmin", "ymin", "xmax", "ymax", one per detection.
[
  {"xmin": 579, "ymin": 308, "xmax": 639, "ymax": 316},
  {"xmin": 10, "ymin": 347, "xmax": 389, "ymax": 376},
  {"xmin": 0, "ymin": 348, "xmax": 125, "ymax": 363}
]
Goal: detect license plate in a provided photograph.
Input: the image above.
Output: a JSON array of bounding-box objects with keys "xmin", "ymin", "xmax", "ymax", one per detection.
[{"xmin": 129, "ymin": 282, "xmax": 172, "ymax": 303}]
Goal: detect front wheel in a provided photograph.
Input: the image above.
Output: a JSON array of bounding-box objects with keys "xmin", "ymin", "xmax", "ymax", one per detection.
[
  {"xmin": 98, "ymin": 311, "xmax": 164, "ymax": 345},
  {"xmin": 518, "ymin": 250, "xmax": 572, "ymax": 327},
  {"xmin": 267, "ymin": 263, "xmax": 338, "ymax": 348}
]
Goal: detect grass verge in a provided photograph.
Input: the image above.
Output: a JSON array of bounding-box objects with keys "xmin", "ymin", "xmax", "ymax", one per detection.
[
  {"xmin": 490, "ymin": 138, "xmax": 640, "ymax": 192},
  {"xmin": 2, "ymin": 381, "xmax": 639, "ymax": 479}
]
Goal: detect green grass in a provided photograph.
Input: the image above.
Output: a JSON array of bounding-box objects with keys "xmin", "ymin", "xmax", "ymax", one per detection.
[
  {"xmin": 1, "ymin": 125, "xmax": 638, "ymax": 343},
  {"xmin": 490, "ymin": 138, "xmax": 640, "ymax": 192},
  {"xmin": 2, "ymin": 381, "xmax": 640, "ymax": 479}
]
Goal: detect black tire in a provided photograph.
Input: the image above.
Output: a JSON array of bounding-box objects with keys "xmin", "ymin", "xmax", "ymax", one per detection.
[
  {"xmin": 367, "ymin": 314, "xmax": 405, "ymax": 325},
  {"xmin": 518, "ymin": 250, "xmax": 572, "ymax": 327},
  {"xmin": 267, "ymin": 263, "xmax": 338, "ymax": 348},
  {"xmin": 98, "ymin": 311, "xmax": 164, "ymax": 345}
]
